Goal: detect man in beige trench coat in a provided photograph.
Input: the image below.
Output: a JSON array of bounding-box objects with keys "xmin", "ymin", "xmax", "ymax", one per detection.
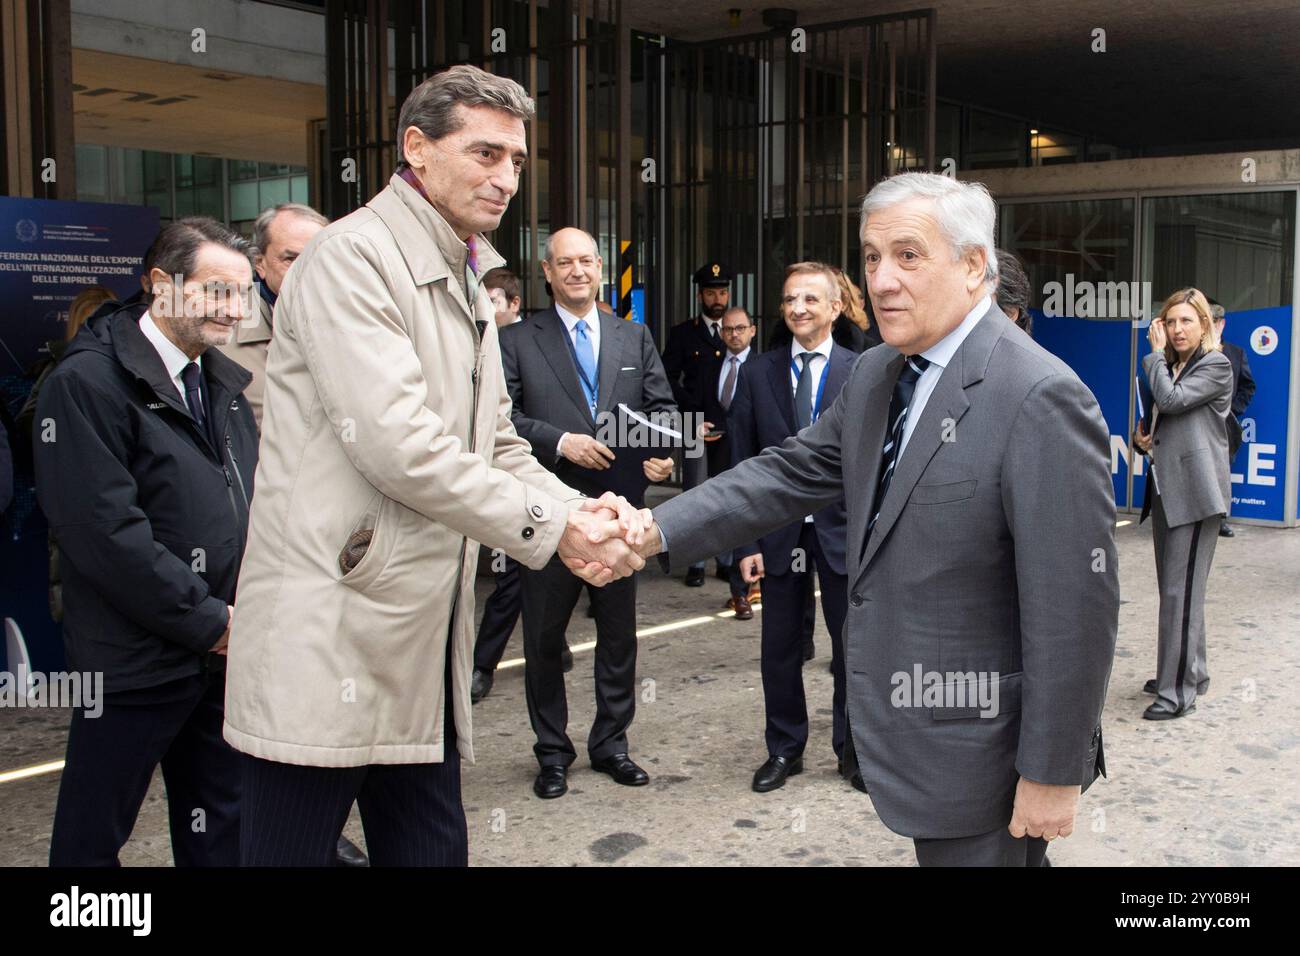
[{"xmin": 224, "ymin": 65, "xmax": 647, "ymax": 866}]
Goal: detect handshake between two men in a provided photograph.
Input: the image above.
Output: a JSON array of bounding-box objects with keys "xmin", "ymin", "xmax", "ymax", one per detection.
[{"xmin": 555, "ymin": 491, "xmax": 663, "ymax": 587}]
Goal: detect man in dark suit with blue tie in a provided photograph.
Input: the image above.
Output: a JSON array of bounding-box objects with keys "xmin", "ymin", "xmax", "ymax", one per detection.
[
  {"xmin": 731, "ymin": 262, "xmax": 856, "ymax": 792},
  {"xmin": 499, "ymin": 227, "xmax": 677, "ymax": 799}
]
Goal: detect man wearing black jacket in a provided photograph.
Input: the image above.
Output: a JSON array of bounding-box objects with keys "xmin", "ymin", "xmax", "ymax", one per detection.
[
  {"xmin": 34, "ymin": 218, "xmax": 258, "ymax": 866},
  {"xmin": 1210, "ymin": 300, "xmax": 1256, "ymax": 538}
]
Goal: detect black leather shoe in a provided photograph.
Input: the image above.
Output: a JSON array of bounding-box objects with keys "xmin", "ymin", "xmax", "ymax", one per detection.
[
  {"xmin": 561, "ymin": 644, "xmax": 574, "ymax": 673},
  {"xmin": 1143, "ymin": 703, "xmax": 1196, "ymax": 721},
  {"xmin": 836, "ymin": 759, "xmax": 867, "ymax": 794},
  {"xmin": 685, "ymin": 567, "xmax": 706, "ymax": 587},
  {"xmin": 533, "ymin": 765, "xmax": 568, "ymax": 799},
  {"xmin": 752, "ymin": 754, "xmax": 803, "ymax": 792},
  {"xmin": 470, "ymin": 668, "xmax": 493, "ymax": 704},
  {"xmin": 1143, "ymin": 678, "xmax": 1209, "ymax": 695},
  {"xmin": 591, "ymin": 753, "xmax": 649, "ymax": 786},
  {"xmin": 1219, "ymin": 522, "xmax": 1235, "ymax": 538},
  {"xmin": 335, "ymin": 835, "xmax": 369, "ymax": 867}
]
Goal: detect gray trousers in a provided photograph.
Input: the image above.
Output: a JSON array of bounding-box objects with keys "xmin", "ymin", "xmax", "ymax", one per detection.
[
  {"xmin": 914, "ymin": 827, "xmax": 1049, "ymax": 867},
  {"xmin": 1151, "ymin": 487, "xmax": 1219, "ymax": 714}
]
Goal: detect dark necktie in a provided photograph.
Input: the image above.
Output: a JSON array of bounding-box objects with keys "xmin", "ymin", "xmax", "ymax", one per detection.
[
  {"xmin": 708, "ymin": 321, "xmax": 723, "ymax": 351},
  {"xmin": 794, "ymin": 351, "xmax": 817, "ymax": 430},
  {"xmin": 867, "ymin": 354, "xmax": 931, "ymax": 537},
  {"xmin": 719, "ymin": 356, "xmax": 739, "ymax": 411},
  {"xmin": 181, "ymin": 362, "xmax": 207, "ymax": 437}
]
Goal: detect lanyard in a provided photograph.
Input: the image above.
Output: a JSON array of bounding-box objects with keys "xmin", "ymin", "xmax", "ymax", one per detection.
[
  {"xmin": 562, "ymin": 324, "xmax": 599, "ymax": 412},
  {"xmin": 790, "ymin": 355, "xmax": 830, "ymax": 422}
]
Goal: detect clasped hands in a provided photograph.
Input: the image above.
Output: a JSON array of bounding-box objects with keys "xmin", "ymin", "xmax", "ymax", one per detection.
[{"xmin": 557, "ymin": 492, "xmax": 662, "ymax": 587}]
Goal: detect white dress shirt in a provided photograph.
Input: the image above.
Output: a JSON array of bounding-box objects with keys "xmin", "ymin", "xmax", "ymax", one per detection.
[
  {"xmin": 139, "ymin": 311, "xmax": 199, "ymax": 403},
  {"xmin": 555, "ymin": 303, "xmax": 602, "ymax": 458},
  {"xmin": 788, "ymin": 333, "xmax": 833, "ymax": 416},
  {"xmin": 898, "ymin": 295, "xmax": 990, "ymax": 460},
  {"xmin": 716, "ymin": 345, "xmax": 751, "ymax": 403}
]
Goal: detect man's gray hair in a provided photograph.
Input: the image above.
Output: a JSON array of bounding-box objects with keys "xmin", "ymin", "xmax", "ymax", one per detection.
[
  {"xmin": 861, "ymin": 172, "xmax": 999, "ymax": 287},
  {"xmin": 253, "ymin": 203, "xmax": 328, "ymax": 257},
  {"xmin": 544, "ymin": 228, "xmax": 600, "ymax": 262},
  {"xmin": 396, "ymin": 64, "xmax": 535, "ymax": 169}
]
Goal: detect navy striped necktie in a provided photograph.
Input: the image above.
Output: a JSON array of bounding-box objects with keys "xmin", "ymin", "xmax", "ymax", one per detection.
[{"xmin": 867, "ymin": 354, "xmax": 931, "ymax": 540}]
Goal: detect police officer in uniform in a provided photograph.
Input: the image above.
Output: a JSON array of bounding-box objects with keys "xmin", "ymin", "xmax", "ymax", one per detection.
[{"xmin": 662, "ymin": 262, "xmax": 731, "ymax": 586}]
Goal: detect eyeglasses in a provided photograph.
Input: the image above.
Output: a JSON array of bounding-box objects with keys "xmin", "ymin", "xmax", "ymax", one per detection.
[{"xmin": 720, "ymin": 325, "xmax": 752, "ymax": 335}]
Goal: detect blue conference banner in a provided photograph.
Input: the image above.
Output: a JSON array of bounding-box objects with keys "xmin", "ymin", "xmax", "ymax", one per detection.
[
  {"xmin": 1034, "ymin": 305, "xmax": 1292, "ymax": 523},
  {"xmin": 1031, "ymin": 310, "xmax": 1134, "ymax": 507},
  {"xmin": 0, "ymin": 196, "xmax": 159, "ymax": 374},
  {"xmin": 0, "ymin": 197, "xmax": 160, "ymax": 675}
]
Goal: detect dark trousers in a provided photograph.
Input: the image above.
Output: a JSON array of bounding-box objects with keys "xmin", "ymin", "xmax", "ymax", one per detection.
[
  {"xmin": 239, "ymin": 677, "xmax": 465, "ymax": 867},
  {"xmin": 716, "ymin": 549, "xmax": 747, "ymax": 599},
  {"xmin": 49, "ymin": 671, "xmax": 240, "ymax": 867},
  {"xmin": 800, "ymin": 572, "xmax": 816, "ymax": 649},
  {"xmin": 521, "ymin": 554, "xmax": 637, "ymax": 767},
  {"xmin": 759, "ymin": 523, "xmax": 847, "ymax": 760},
  {"xmin": 473, "ymin": 557, "xmax": 521, "ymax": 673},
  {"xmin": 914, "ymin": 826, "xmax": 1049, "ymax": 867}
]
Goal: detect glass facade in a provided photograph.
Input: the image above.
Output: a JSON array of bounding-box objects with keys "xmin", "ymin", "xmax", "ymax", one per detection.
[{"xmin": 74, "ymin": 144, "xmax": 309, "ymax": 239}]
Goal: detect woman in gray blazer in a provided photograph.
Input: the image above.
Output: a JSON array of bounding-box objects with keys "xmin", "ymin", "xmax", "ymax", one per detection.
[{"xmin": 1133, "ymin": 288, "xmax": 1233, "ymax": 720}]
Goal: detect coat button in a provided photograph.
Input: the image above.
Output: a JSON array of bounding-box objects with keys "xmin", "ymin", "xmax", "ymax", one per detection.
[
  {"xmin": 1154, "ymin": 439, "xmax": 1160, "ymax": 446},
  {"xmin": 531, "ymin": 505, "xmax": 544, "ymax": 518},
  {"xmin": 522, "ymin": 527, "xmax": 535, "ymax": 540},
  {"xmin": 850, "ymin": 594, "xmax": 863, "ymax": 607}
]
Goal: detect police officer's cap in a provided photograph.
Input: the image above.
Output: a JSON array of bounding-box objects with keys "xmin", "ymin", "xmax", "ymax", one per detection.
[{"xmin": 692, "ymin": 262, "xmax": 732, "ymax": 288}]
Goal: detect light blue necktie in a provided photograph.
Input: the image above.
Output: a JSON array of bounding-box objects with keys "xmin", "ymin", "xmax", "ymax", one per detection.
[{"xmin": 573, "ymin": 319, "xmax": 598, "ymax": 413}]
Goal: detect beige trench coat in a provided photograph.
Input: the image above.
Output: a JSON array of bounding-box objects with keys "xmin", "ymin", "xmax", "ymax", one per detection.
[{"xmin": 224, "ymin": 174, "xmax": 582, "ymax": 767}]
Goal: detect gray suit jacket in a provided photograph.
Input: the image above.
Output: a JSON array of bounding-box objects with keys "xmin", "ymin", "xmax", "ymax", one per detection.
[
  {"xmin": 1142, "ymin": 348, "xmax": 1233, "ymax": 528},
  {"xmin": 500, "ymin": 307, "xmax": 677, "ymax": 506},
  {"xmin": 654, "ymin": 304, "xmax": 1118, "ymax": 839}
]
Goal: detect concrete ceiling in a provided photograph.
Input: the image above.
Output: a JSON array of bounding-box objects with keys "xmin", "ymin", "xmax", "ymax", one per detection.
[
  {"xmin": 623, "ymin": 0, "xmax": 1300, "ymax": 149},
  {"xmin": 72, "ymin": 48, "xmax": 324, "ymax": 164}
]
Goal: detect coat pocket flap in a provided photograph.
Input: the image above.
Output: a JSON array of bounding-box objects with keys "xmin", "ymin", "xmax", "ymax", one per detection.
[{"xmin": 910, "ymin": 478, "xmax": 978, "ymax": 506}]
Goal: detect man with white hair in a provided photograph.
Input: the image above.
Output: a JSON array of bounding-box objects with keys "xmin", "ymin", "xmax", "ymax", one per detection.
[
  {"xmin": 612, "ymin": 172, "xmax": 1119, "ymax": 866},
  {"xmin": 219, "ymin": 202, "xmax": 329, "ymax": 431}
]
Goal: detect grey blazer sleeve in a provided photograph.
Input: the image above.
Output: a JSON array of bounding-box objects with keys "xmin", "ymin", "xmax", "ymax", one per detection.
[
  {"xmin": 1001, "ymin": 373, "xmax": 1119, "ymax": 786},
  {"xmin": 500, "ymin": 327, "xmax": 565, "ymax": 468},
  {"xmin": 1144, "ymin": 350, "xmax": 1233, "ymax": 416},
  {"xmin": 653, "ymin": 372, "xmax": 849, "ymax": 572}
]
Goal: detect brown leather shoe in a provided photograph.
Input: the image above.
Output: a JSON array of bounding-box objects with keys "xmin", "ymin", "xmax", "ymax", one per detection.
[{"xmin": 726, "ymin": 596, "xmax": 754, "ymax": 620}]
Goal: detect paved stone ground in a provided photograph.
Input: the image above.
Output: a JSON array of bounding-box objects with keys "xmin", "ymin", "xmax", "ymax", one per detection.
[{"xmin": 2, "ymin": 507, "xmax": 1297, "ymax": 867}]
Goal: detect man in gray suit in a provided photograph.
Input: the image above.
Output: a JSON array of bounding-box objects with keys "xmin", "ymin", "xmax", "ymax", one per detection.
[
  {"xmin": 500, "ymin": 227, "xmax": 677, "ymax": 799},
  {"xmin": 589, "ymin": 173, "xmax": 1118, "ymax": 865}
]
